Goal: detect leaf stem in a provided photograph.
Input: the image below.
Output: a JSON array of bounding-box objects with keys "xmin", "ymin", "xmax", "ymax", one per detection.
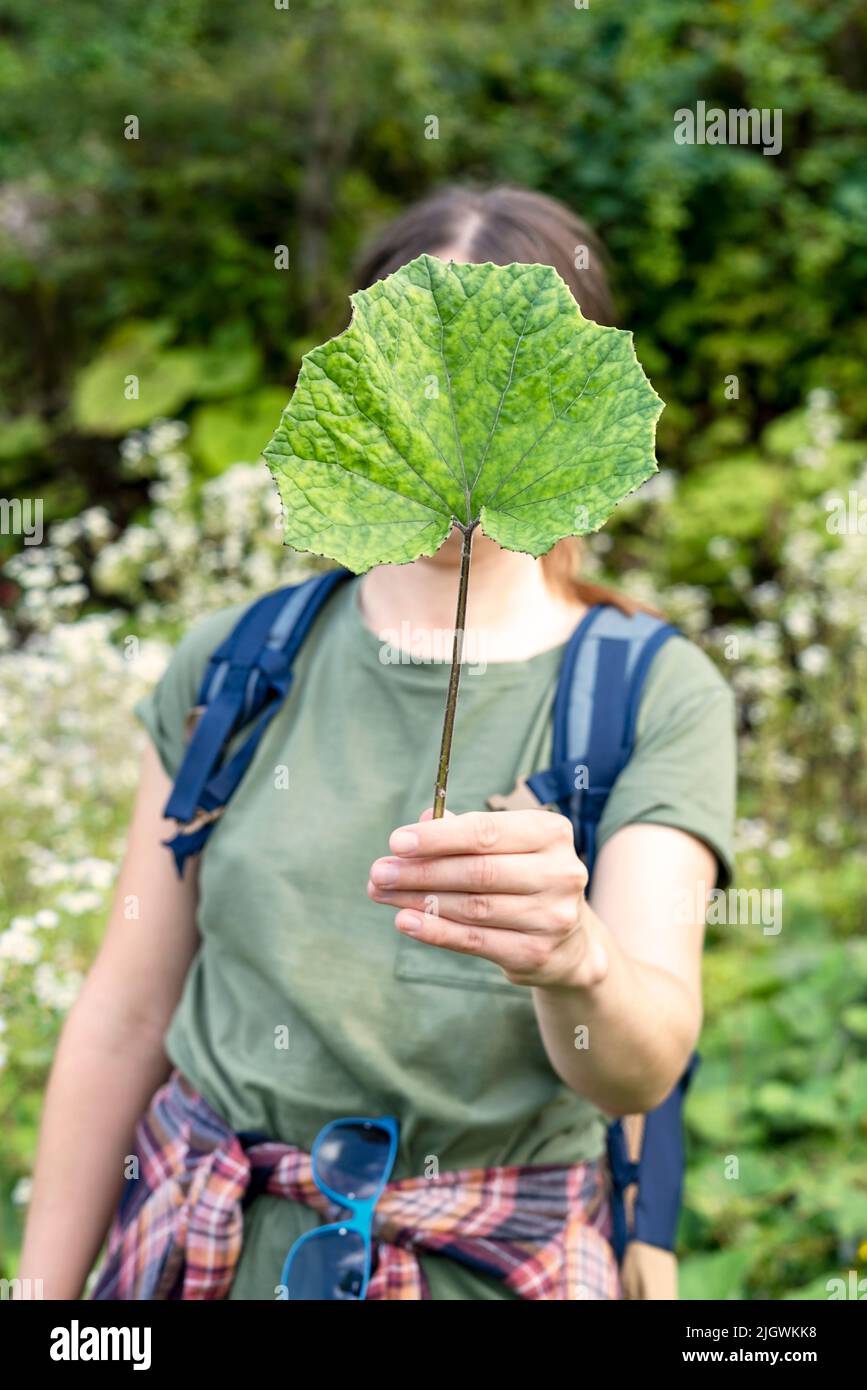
[{"xmin": 432, "ymin": 522, "xmax": 476, "ymax": 819}]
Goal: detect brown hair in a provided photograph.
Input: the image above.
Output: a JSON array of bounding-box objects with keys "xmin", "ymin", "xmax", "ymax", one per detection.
[{"xmin": 354, "ymin": 185, "xmax": 653, "ymax": 617}]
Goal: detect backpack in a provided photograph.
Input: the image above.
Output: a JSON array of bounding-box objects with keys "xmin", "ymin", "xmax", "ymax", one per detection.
[{"xmin": 162, "ymin": 567, "xmax": 699, "ymax": 1265}]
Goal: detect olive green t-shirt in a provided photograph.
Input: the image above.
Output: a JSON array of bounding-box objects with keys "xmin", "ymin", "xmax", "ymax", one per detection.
[{"xmin": 134, "ymin": 575, "xmax": 736, "ymax": 1300}]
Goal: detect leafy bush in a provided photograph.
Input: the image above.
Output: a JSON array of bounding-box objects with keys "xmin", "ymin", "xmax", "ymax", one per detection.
[
  {"xmin": 2, "ymin": 396, "xmax": 865, "ymax": 1296},
  {"xmin": 1, "ymin": 0, "xmax": 866, "ymax": 516},
  {"xmin": 2, "ymin": 0, "xmax": 865, "ymax": 1300}
]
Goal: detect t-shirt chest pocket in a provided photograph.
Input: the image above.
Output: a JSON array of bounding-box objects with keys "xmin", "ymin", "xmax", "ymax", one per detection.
[{"xmin": 393, "ymin": 922, "xmax": 525, "ymax": 996}]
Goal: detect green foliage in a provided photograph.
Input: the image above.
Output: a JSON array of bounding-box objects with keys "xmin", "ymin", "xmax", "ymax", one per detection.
[
  {"xmin": 265, "ymin": 256, "xmax": 661, "ymax": 569},
  {"xmin": 189, "ymin": 387, "xmax": 289, "ymax": 475},
  {"xmin": 0, "ymin": 413, "xmax": 50, "ymax": 464},
  {"xmin": 71, "ymin": 321, "xmax": 261, "ymax": 434},
  {"xmin": 3, "ymin": 401, "xmax": 866, "ymax": 1295},
  {"xmin": 1, "ymin": 0, "xmax": 866, "ymax": 500},
  {"xmin": 1, "ymin": 0, "xmax": 866, "ymax": 1300},
  {"xmin": 680, "ymin": 913, "xmax": 867, "ymax": 1299}
]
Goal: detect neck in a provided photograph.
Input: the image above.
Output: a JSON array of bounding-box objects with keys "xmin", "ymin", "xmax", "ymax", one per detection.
[{"xmin": 358, "ymin": 537, "xmax": 587, "ymax": 663}]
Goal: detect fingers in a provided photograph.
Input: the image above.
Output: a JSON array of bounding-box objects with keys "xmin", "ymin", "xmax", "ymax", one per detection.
[
  {"xmin": 392, "ymin": 909, "xmax": 548, "ymax": 979},
  {"xmin": 388, "ymin": 808, "xmax": 572, "ymax": 858},
  {"xmin": 368, "ymin": 809, "xmax": 587, "ymax": 987},
  {"xmin": 366, "ymin": 883, "xmax": 542, "ymax": 930},
  {"xmin": 369, "ymin": 850, "xmax": 549, "ymax": 897}
]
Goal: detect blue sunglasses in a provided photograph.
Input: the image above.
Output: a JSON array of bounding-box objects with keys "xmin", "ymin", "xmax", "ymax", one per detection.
[{"xmin": 278, "ymin": 1115, "xmax": 399, "ymax": 1300}]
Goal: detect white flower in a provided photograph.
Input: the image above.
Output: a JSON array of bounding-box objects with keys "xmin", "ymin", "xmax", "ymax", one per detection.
[
  {"xmin": 130, "ymin": 639, "xmax": 172, "ymax": 684},
  {"xmin": 79, "ymin": 506, "xmax": 115, "ymax": 543},
  {"xmin": 72, "ymin": 857, "xmax": 114, "ymax": 890},
  {"xmin": 796, "ymin": 445, "xmax": 826, "ymax": 470},
  {"xmin": 751, "ymin": 581, "xmax": 782, "ymax": 614},
  {"xmin": 12, "ymin": 1176, "xmax": 33, "ymax": 1206},
  {"xmin": 34, "ymin": 909, "xmax": 59, "ymax": 929},
  {"xmin": 769, "ymin": 752, "xmax": 803, "ymax": 784},
  {"xmin": 148, "ymin": 418, "xmax": 188, "ymax": 453},
  {"xmin": 13, "ymin": 561, "xmax": 55, "ymax": 589},
  {"xmin": 798, "ymin": 644, "xmax": 830, "ymax": 676},
  {"xmin": 783, "ymin": 530, "xmax": 821, "ymax": 571},
  {"xmin": 782, "ymin": 604, "xmax": 815, "ymax": 641},
  {"xmin": 640, "ymin": 469, "xmax": 677, "ymax": 504},
  {"xmin": 0, "ymin": 930, "xmax": 41, "ymax": 963},
  {"xmin": 34, "ymin": 963, "xmax": 83, "ymax": 1011},
  {"xmin": 753, "ymin": 666, "xmax": 786, "ymax": 696},
  {"xmin": 120, "ymin": 433, "xmax": 147, "ymax": 464},
  {"xmin": 55, "ymin": 889, "xmax": 104, "ymax": 916},
  {"xmin": 735, "ymin": 818, "xmax": 769, "ymax": 851},
  {"xmin": 53, "ymin": 583, "xmax": 89, "ymax": 607},
  {"xmin": 826, "ymin": 593, "xmax": 857, "ymax": 629},
  {"xmin": 831, "ymin": 724, "xmax": 857, "ymax": 755},
  {"xmin": 49, "ymin": 518, "xmax": 82, "ymax": 548},
  {"xmin": 753, "ymin": 621, "xmax": 781, "ymax": 654},
  {"xmin": 664, "ymin": 585, "xmax": 711, "ymax": 633},
  {"xmin": 815, "ymin": 816, "xmax": 842, "ymax": 845}
]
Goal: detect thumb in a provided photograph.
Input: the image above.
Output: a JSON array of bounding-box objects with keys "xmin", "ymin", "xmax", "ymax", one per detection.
[{"xmin": 418, "ymin": 806, "xmax": 457, "ymax": 822}]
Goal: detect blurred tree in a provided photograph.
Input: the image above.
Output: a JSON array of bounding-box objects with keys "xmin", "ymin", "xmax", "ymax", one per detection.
[{"xmin": 0, "ymin": 0, "xmax": 865, "ymax": 526}]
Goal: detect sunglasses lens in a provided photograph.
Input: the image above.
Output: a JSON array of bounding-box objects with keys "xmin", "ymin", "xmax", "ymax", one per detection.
[
  {"xmin": 314, "ymin": 1120, "xmax": 392, "ymax": 1202},
  {"xmin": 285, "ymin": 1226, "xmax": 367, "ymax": 1300}
]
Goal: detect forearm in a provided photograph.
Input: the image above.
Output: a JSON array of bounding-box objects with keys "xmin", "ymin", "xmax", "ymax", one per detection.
[
  {"xmin": 17, "ymin": 989, "xmax": 172, "ymax": 1300},
  {"xmin": 532, "ymin": 904, "xmax": 701, "ymax": 1114}
]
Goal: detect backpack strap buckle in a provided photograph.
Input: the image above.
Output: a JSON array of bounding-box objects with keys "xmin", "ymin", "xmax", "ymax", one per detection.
[
  {"xmin": 486, "ymin": 776, "xmax": 553, "ymax": 813},
  {"xmin": 184, "ymin": 705, "xmax": 207, "ymax": 741},
  {"xmin": 173, "ymin": 804, "xmax": 225, "ymax": 836}
]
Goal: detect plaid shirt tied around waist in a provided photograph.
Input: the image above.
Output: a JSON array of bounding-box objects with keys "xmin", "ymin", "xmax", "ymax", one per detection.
[{"xmin": 90, "ymin": 1068, "xmax": 621, "ymax": 1301}]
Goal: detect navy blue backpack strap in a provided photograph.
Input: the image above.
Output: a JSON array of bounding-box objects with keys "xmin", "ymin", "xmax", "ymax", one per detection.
[
  {"xmin": 526, "ymin": 603, "xmax": 679, "ymax": 880},
  {"xmin": 162, "ymin": 567, "xmax": 351, "ymax": 875},
  {"xmin": 630, "ymin": 1052, "xmax": 701, "ymax": 1252}
]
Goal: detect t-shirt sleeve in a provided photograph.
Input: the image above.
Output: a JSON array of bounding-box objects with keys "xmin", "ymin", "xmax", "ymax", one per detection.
[
  {"xmin": 596, "ymin": 635, "xmax": 737, "ymax": 888},
  {"xmin": 134, "ymin": 606, "xmax": 246, "ymax": 780}
]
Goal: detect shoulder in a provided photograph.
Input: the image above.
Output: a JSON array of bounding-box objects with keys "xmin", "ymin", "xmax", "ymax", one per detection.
[
  {"xmin": 593, "ymin": 626, "xmax": 737, "ymax": 886},
  {"xmin": 638, "ymin": 630, "xmax": 735, "ymax": 728},
  {"xmin": 141, "ymin": 602, "xmax": 253, "ymax": 721},
  {"xmin": 148, "ymin": 572, "xmax": 349, "ymax": 707},
  {"xmin": 134, "ymin": 575, "xmax": 350, "ymax": 781},
  {"xmin": 628, "ymin": 629, "xmax": 737, "ymax": 782},
  {"xmin": 165, "ymin": 601, "xmax": 251, "ymax": 692},
  {"xmin": 133, "ymin": 601, "xmax": 252, "ymax": 779}
]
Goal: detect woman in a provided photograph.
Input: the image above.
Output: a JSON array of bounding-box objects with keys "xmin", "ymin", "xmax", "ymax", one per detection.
[{"xmin": 18, "ymin": 186, "xmax": 736, "ymax": 1301}]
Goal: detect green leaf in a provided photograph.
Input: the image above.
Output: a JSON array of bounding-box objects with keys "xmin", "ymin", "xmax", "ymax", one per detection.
[
  {"xmin": 264, "ymin": 255, "xmax": 662, "ymax": 571},
  {"xmin": 190, "ymin": 387, "xmax": 290, "ymax": 475},
  {"xmin": 841, "ymin": 1005, "xmax": 867, "ymax": 1040},
  {"xmin": 679, "ymin": 1247, "xmax": 754, "ymax": 1301},
  {"xmin": 686, "ymin": 1084, "xmax": 749, "ymax": 1145},
  {"xmin": 784, "ymin": 1273, "xmax": 849, "ymax": 1301},
  {"xmin": 72, "ymin": 320, "xmax": 191, "ymax": 433},
  {"xmin": 754, "ymin": 1081, "xmax": 839, "ymax": 1135},
  {"xmin": 187, "ymin": 323, "xmax": 262, "ymax": 401},
  {"xmin": 0, "ymin": 412, "xmax": 51, "ymax": 462},
  {"xmin": 72, "ymin": 320, "xmax": 261, "ymax": 435},
  {"xmin": 838, "ymin": 1061, "xmax": 867, "ymax": 1122}
]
